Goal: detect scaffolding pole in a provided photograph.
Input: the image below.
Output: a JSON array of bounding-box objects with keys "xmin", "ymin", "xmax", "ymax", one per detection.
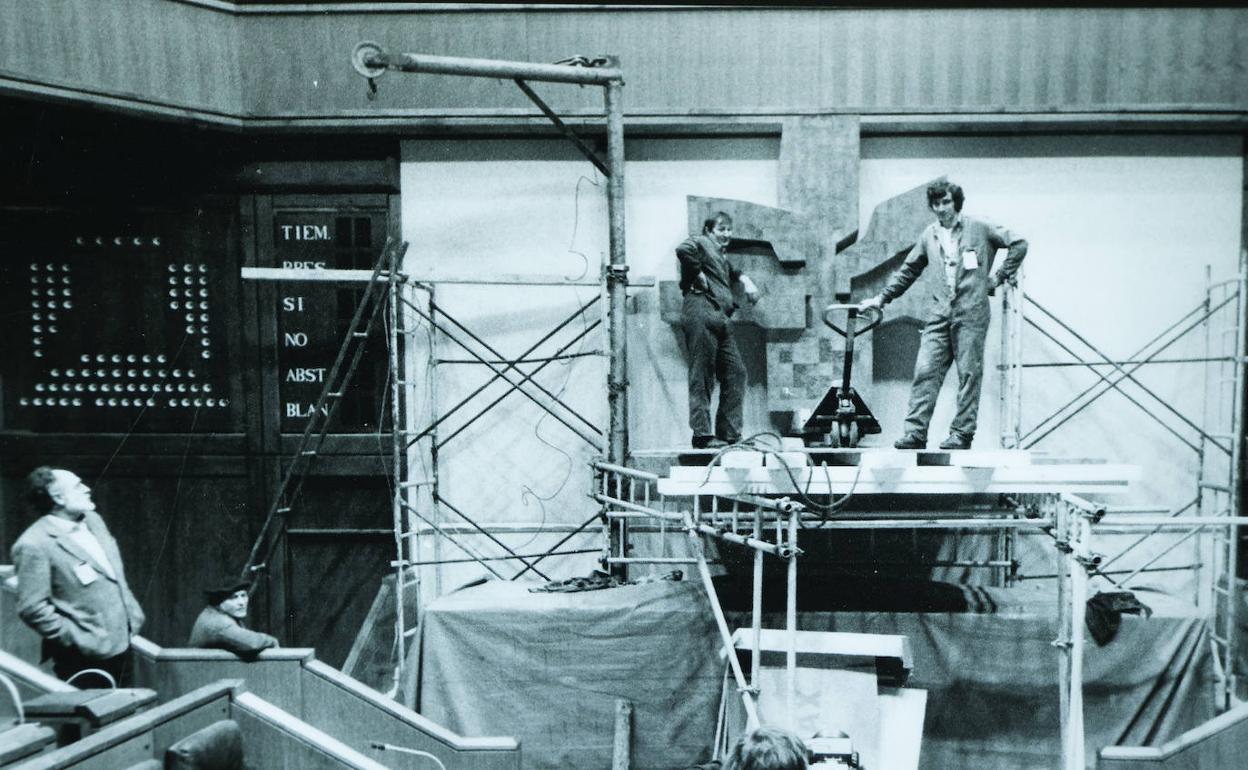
[
  {"xmin": 353, "ymin": 42, "xmax": 632, "ymax": 591},
  {"xmin": 1004, "ymin": 260, "xmax": 1248, "ymax": 709}
]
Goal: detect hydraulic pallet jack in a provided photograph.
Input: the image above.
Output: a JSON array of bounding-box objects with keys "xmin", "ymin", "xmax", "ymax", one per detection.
[{"xmin": 800, "ymin": 303, "xmax": 883, "ymax": 447}]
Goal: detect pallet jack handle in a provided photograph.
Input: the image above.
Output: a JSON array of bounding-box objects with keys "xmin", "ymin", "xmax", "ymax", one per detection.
[
  {"xmin": 822, "ymin": 303, "xmax": 883, "ymax": 338},
  {"xmin": 800, "ymin": 304, "xmax": 885, "ymax": 447},
  {"xmin": 823, "ymin": 303, "xmax": 883, "ymax": 395}
]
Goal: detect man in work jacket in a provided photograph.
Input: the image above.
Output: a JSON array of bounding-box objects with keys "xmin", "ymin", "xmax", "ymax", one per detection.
[{"xmin": 860, "ymin": 180, "xmax": 1027, "ymax": 450}]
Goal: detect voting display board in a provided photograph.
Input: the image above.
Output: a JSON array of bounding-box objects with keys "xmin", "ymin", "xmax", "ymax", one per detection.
[
  {"xmin": 0, "ymin": 207, "xmax": 243, "ymax": 433},
  {"xmin": 262, "ymin": 199, "xmax": 393, "ymax": 436}
]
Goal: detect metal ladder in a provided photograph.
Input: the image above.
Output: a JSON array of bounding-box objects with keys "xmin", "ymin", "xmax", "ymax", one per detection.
[
  {"xmin": 241, "ymin": 238, "xmax": 408, "ymax": 609},
  {"xmin": 1200, "ymin": 249, "xmax": 1247, "ymax": 710},
  {"xmin": 386, "ymin": 267, "xmax": 431, "ymax": 699}
]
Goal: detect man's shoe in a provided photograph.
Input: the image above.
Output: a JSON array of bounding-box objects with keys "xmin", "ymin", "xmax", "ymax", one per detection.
[
  {"xmin": 893, "ymin": 434, "xmax": 925, "ymax": 450},
  {"xmin": 938, "ymin": 433, "xmax": 973, "ymax": 450},
  {"xmin": 693, "ymin": 435, "xmax": 729, "ymax": 449}
]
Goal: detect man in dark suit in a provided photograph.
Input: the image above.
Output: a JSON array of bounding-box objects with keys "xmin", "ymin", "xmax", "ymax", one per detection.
[
  {"xmin": 11, "ymin": 467, "xmax": 145, "ymax": 686},
  {"xmin": 860, "ymin": 180, "xmax": 1028, "ymax": 450},
  {"xmin": 676, "ymin": 211, "xmax": 760, "ymax": 449}
]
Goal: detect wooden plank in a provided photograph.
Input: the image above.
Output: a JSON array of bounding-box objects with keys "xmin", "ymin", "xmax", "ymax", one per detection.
[
  {"xmin": 1099, "ymin": 700, "xmax": 1248, "ymax": 765},
  {"xmin": 0, "ymin": 724, "xmax": 57, "ymax": 766},
  {"xmin": 231, "ymin": 691, "xmax": 393, "ymax": 770},
  {"xmin": 12, "ymin": 682, "xmax": 238, "ymax": 770},
  {"xmin": 242, "ymin": 267, "xmax": 654, "ymax": 288},
  {"xmin": 634, "ymin": 447, "xmax": 1034, "ymax": 466},
  {"xmin": 729, "ymin": 628, "xmax": 912, "ymax": 673},
  {"xmin": 657, "ymin": 463, "xmax": 1138, "ymax": 496},
  {"xmin": 666, "ymin": 462, "xmax": 1129, "ymax": 482}
]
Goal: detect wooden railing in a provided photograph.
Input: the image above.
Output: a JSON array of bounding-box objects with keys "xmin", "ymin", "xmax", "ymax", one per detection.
[
  {"xmin": 129, "ymin": 638, "xmax": 520, "ymax": 770},
  {"xmin": 1099, "ymin": 702, "xmax": 1248, "ymax": 769},
  {"xmin": 3, "ymin": 568, "xmax": 519, "ymax": 770},
  {"xmin": 7, "ymin": 680, "xmax": 391, "ymax": 770}
]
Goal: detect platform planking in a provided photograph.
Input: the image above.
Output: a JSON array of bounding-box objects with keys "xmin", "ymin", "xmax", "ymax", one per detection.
[
  {"xmin": 656, "ymin": 460, "xmax": 1139, "ymax": 496},
  {"xmin": 241, "ymin": 266, "xmax": 656, "ymax": 288},
  {"xmin": 634, "ymin": 447, "xmax": 1048, "ymax": 468}
]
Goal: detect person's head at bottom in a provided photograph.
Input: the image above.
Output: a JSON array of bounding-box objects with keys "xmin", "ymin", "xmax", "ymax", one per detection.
[{"xmin": 724, "ymin": 727, "xmax": 809, "ymax": 770}]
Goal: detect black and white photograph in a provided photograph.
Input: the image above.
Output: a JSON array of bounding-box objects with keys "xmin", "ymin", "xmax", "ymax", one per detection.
[{"xmin": 1, "ymin": 3, "xmax": 1245, "ymax": 769}]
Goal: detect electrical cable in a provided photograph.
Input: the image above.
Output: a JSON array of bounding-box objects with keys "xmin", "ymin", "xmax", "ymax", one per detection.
[
  {"xmin": 694, "ymin": 432, "xmax": 862, "ymax": 524},
  {"xmin": 512, "ymin": 168, "xmax": 604, "ymax": 553}
]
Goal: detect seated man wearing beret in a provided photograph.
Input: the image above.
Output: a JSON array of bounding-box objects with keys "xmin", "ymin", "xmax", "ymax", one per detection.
[{"xmin": 188, "ymin": 580, "xmax": 278, "ymax": 658}]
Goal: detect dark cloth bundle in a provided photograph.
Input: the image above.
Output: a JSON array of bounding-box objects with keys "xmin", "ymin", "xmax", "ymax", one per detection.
[{"xmin": 1086, "ymin": 590, "xmax": 1153, "ymax": 646}]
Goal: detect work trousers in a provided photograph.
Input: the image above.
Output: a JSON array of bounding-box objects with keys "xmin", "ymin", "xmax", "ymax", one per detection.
[
  {"xmin": 681, "ymin": 294, "xmax": 745, "ymax": 442},
  {"xmin": 902, "ymin": 311, "xmax": 989, "ymax": 441}
]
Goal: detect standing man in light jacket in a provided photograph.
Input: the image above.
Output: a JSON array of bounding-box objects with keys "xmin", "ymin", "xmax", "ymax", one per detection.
[
  {"xmin": 676, "ymin": 211, "xmax": 760, "ymax": 449},
  {"xmin": 12, "ymin": 466, "xmax": 145, "ymax": 686},
  {"xmin": 860, "ymin": 180, "xmax": 1027, "ymax": 450}
]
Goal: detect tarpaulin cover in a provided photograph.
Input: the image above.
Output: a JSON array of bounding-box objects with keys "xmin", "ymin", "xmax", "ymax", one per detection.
[
  {"xmin": 417, "ymin": 579, "xmax": 723, "ymax": 770},
  {"xmin": 418, "ymin": 580, "xmax": 1212, "ymax": 770},
  {"xmin": 728, "ymin": 586, "xmax": 1213, "ymax": 770}
]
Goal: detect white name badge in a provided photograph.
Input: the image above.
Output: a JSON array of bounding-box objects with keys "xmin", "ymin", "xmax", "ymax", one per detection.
[
  {"xmin": 962, "ymin": 249, "xmax": 979, "ymax": 269},
  {"xmin": 73, "ymin": 562, "xmax": 98, "ymax": 586}
]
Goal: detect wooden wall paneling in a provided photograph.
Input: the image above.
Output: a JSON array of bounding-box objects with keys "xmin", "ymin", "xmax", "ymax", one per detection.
[
  {"xmin": 229, "ymin": 7, "xmax": 1248, "ymax": 118},
  {"xmin": 1, "ymin": 454, "xmax": 247, "ymax": 480},
  {"xmin": 6, "ymin": 6, "xmax": 1248, "ymax": 125},
  {"xmin": 232, "ymin": 160, "xmax": 400, "ymax": 194},
  {"xmin": 0, "ymin": 193, "xmax": 263, "ymax": 652},
  {"xmin": 0, "ymin": 434, "xmax": 246, "ymax": 458},
  {"xmin": 0, "ymin": 0, "xmax": 240, "ymax": 117},
  {"xmin": 240, "ymin": 195, "xmax": 266, "ymax": 456},
  {"xmin": 0, "ymin": 203, "xmax": 244, "ymax": 435},
  {"xmin": 248, "ymin": 189, "xmax": 397, "ymax": 648},
  {"xmin": 0, "ymin": 461, "xmax": 253, "ymax": 649},
  {"xmin": 240, "ymin": 10, "xmax": 538, "ymax": 118},
  {"xmin": 253, "ymin": 194, "xmax": 283, "ymax": 447},
  {"xmin": 266, "ymin": 192, "xmax": 393, "ymax": 447},
  {"xmin": 239, "ymin": 193, "xmax": 279, "ymax": 641},
  {"xmin": 284, "ymin": 474, "xmax": 394, "ymax": 669},
  {"xmin": 248, "ymin": 193, "xmax": 290, "ymax": 643}
]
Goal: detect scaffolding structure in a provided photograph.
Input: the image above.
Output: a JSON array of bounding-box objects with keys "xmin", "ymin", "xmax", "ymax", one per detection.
[
  {"xmin": 998, "ymin": 251, "xmax": 1248, "ymax": 709},
  {"xmin": 240, "ymin": 46, "xmax": 633, "ymax": 699},
  {"xmin": 591, "ymin": 255, "xmax": 1246, "ymax": 767},
  {"xmin": 356, "ymin": 46, "xmax": 630, "ymax": 696},
  {"xmin": 595, "ymin": 457, "xmax": 1248, "ymax": 769},
  {"xmin": 235, "ymin": 42, "xmax": 1248, "ymax": 767},
  {"xmin": 240, "ymin": 245, "xmax": 1238, "ymax": 763}
]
